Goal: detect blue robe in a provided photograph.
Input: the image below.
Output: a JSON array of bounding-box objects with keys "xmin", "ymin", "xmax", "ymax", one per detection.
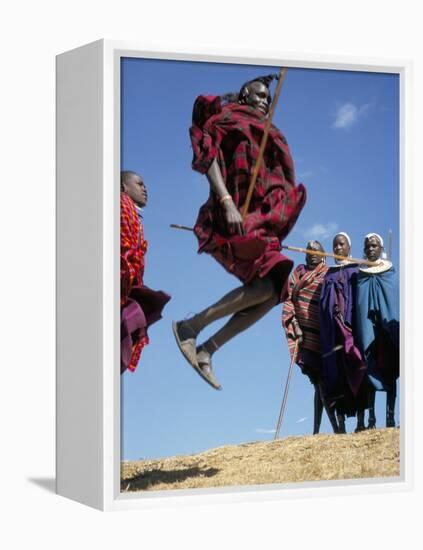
[{"xmin": 355, "ymin": 267, "xmax": 399, "ymax": 391}]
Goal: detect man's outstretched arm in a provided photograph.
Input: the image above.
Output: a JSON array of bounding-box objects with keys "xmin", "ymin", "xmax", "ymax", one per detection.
[{"xmin": 206, "ymin": 158, "xmax": 244, "ymax": 236}]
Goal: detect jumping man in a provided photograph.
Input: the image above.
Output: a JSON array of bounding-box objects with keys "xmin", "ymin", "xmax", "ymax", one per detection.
[{"xmin": 173, "ymin": 75, "xmax": 306, "ymax": 390}]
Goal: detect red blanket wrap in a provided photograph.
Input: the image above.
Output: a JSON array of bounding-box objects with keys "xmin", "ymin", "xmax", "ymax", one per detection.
[
  {"xmin": 282, "ymin": 262, "xmax": 329, "ymax": 365},
  {"xmin": 190, "ymin": 95, "xmax": 307, "ymax": 301},
  {"xmin": 120, "ymin": 192, "xmax": 170, "ymax": 373},
  {"xmin": 120, "ymin": 192, "xmax": 149, "ymax": 372}
]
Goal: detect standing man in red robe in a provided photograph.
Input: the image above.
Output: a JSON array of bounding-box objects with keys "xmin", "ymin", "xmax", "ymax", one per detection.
[
  {"xmin": 282, "ymin": 241, "xmax": 339, "ymax": 434},
  {"xmin": 121, "ymin": 171, "xmax": 170, "ymax": 374},
  {"xmin": 173, "ymin": 75, "xmax": 307, "ymax": 390}
]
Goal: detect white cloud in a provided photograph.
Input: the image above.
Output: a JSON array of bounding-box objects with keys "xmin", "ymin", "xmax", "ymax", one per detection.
[
  {"xmin": 296, "ymin": 417, "xmax": 307, "ymax": 424},
  {"xmin": 298, "ymin": 170, "xmax": 313, "ymax": 179},
  {"xmin": 333, "ymin": 102, "xmax": 372, "ymax": 129},
  {"xmin": 303, "ymin": 222, "xmax": 338, "ymax": 241},
  {"xmin": 255, "ymin": 428, "xmax": 276, "ymax": 434}
]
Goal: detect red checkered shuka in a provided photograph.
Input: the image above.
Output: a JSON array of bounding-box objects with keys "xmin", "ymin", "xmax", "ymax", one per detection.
[
  {"xmin": 120, "ymin": 192, "xmax": 149, "ymax": 370},
  {"xmin": 190, "ymin": 95, "xmax": 307, "ymax": 287}
]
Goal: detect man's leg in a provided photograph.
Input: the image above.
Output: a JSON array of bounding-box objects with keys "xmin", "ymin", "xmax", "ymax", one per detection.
[
  {"xmin": 173, "ymin": 276, "xmax": 277, "ymax": 375},
  {"xmin": 317, "ymin": 384, "xmax": 339, "ymax": 434},
  {"xmin": 313, "ymin": 385, "xmax": 324, "ymax": 435},
  {"xmin": 179, "ymin": 276, "xmax": 276, "ymax": 339},
  {"xmin": 355, "ymin": 409, "xmax": 366, "ymax": 432},
  {"xmin": 367, "ymin": 386, "xmax": 377, "ymax": 429},
  {"xmin": 197, "ymin": 291, "xmax": 279, "ymax": 363},
  {"xmin": 173, "ymin": 275, "xmax": 278, "ymax": 388},
  {"xmin": 193, "ymin": 292, "xmax": 279, "ymax": 390},
  {"xmin": 337, "ymin": 413, "xmax": 346, "ymax": 434},
  {"xmin": 386, "ymin": 384, "xmax": 397, "ymax": 428}
]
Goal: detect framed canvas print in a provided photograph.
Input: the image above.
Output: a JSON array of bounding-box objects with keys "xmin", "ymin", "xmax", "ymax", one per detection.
[{"xmin": 56, "ymin": 40, "xmax": 412, "ymax": 511}]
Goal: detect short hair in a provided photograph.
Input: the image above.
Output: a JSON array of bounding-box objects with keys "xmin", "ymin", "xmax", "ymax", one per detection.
[
  {"xmin": 221, "ymin": 74, "xmax": 279, "ymax": 105},
  {"xmin": 238, "ymin": 74, "xmax": 278, "ymax": 104},
  {"xmin": 121, "ymin": 170, "xmax": 140, "ymax": 185}
]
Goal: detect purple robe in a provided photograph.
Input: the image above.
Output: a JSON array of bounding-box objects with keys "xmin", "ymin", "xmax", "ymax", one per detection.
[{"xmin": 319, "ymin": 264, "xmax": 367, "ymax": 415}]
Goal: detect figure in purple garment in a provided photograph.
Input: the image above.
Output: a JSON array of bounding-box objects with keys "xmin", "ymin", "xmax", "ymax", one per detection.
[{"xmin": 319, "ymin": 233, "xmax": 368, "ymax": 433}]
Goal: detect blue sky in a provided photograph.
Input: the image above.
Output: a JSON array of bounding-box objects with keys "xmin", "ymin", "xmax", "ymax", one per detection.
[{"xmin": 121, "ymin": 57, "xmax": 399, "ymax": 461}]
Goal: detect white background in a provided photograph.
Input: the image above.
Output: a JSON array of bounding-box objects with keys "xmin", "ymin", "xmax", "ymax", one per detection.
[{"xmin": 1, "ymin": 1, "xmax": 421, "ymax": 548}]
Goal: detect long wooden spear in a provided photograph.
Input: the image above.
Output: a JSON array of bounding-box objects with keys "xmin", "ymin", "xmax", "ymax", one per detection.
[
  {"xmin": 274, "ymin": 339, "xmax": 298, "ymax": 440},
  {"xmin": 169, "ymin": 226, "xmax": 381, "ymax": 267},
  {"xmin": 281, "ymin": 244, "xmax": 381, "ymax": 267},
  {"xmin": 241, "ymin": 67, "xmax": 288, "ymax": 221},
  {"xmin": 170, "ymin": 224, "xmax": 194, "ymax": 232},
  {"xmin": 387, "ymin": 229, "xmax": 393, "ymax": 260}
]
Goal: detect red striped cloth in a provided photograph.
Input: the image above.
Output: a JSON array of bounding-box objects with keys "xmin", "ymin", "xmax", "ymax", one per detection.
[
  {"xmin": 190, "ymin": 95, "xmax": 306, "ymax": 297},
  {"xmin": 282, "ymin": 262, "xmax": 328, "ymax": 363},
  {"xmin": 120, "ymin": 192, "xmax": 149, "ymax": 371}
]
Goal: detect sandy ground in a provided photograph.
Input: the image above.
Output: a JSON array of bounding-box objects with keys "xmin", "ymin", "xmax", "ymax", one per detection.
[{"xmin": 121, "ymin": 427, "xmax": 400, "ymax": 492}]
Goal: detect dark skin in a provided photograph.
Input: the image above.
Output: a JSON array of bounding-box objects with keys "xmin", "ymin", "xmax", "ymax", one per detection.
[
  {"xmin": 333, "ymin": 234, "xmax": 350, "ymax": 258},
  {"xmin": 206, "ymin": 158, "xmax": 245, "ymax": 236},
  {"xmin": 364, "ymin": 236, "xmax": 382, "ymax": 261},
  {"xmin": 121, "ymin": 172, "xmax": 148, "ymax": 208},
  {"xmin": 239, "ymin": 80, "xmax": 271, "ymax": 115},
  {"xmin": 305, "ymin": 241, "xmax": 325, "ymax": 268}
]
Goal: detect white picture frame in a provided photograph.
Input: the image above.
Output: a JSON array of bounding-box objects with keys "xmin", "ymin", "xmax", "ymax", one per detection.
[{"xmin": 56, "ymin": 39, "xmax": 412, "ymax": 511}]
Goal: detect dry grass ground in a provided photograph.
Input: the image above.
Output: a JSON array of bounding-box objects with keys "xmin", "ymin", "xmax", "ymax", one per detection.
[{"xmin": 121, "ymin": 427, "xmax": 400, "ymax": 493}]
